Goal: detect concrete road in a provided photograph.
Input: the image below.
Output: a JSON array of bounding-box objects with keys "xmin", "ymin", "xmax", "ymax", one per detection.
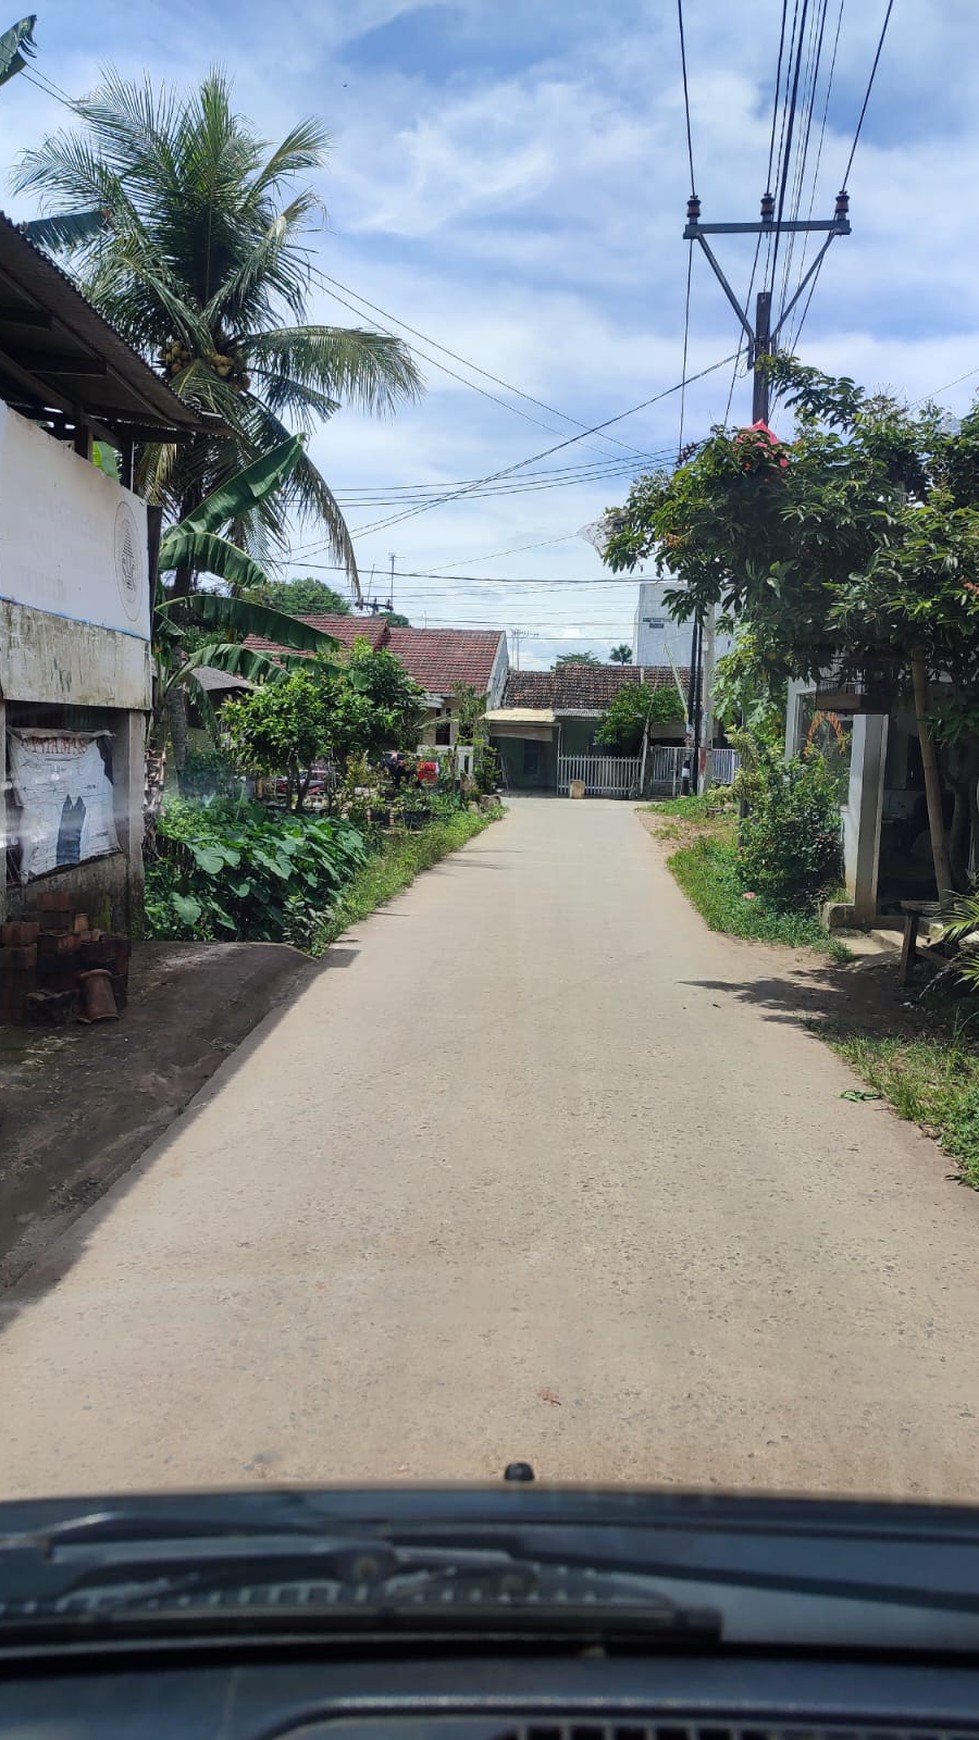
[{"xmin": 1, "ymin": 797, "xmax": 978, "ymax": 1500}]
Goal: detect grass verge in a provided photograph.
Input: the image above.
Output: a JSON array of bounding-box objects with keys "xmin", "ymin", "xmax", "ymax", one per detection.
[
  {"xmin": 313, "ymin": 805, "xmax": 503, "ymax": 953},
  {"xmin": 646, "ymin": 797, "xmax": 848, "ymax": 961},
  {"xmin": 670, "ymin": 837, "xmax": 849, "ymax": 958},
  {"xmin": 826, "ymin": 1024, "xmax": 979, "ymax": 1188}
]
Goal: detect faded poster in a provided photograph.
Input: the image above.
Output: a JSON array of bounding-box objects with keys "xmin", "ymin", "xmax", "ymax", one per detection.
[{"xmin": 7, "ymin": 730, "xmax": 119, "ymax": 883}]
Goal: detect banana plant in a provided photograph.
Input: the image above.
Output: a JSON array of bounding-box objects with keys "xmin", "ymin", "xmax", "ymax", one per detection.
[
  {"xmin": 0, "ymin": 14, "xmax": 35, "ymax": 88},
  {"xmin": 150, "ymin": 435, "xmax": 340, "ymax": 776}
]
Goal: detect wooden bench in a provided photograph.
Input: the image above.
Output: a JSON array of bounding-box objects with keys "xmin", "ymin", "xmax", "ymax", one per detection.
[{"xmin": 899, "ymin": 899, "xmax": 940, "ymax": 989}]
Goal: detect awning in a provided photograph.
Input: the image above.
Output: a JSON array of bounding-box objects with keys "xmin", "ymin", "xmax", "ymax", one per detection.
[
  {"xmin": 485, "ymin": 707, "xmax": 556, "ymax": 726},
  {"xmin": 485, "ymin": 706, "xmax": 557, "ymax": 743}
]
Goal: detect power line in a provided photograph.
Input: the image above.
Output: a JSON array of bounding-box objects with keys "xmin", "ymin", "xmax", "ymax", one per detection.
[
  {"xmin": 677, "ymin": 0, "xmax": 697, "ymax": 194},
  {"xmin": 840, "ymin": 0, "xmax": 895, "ymax": 189},
  {"xmin": 787, "ymin": 0, "xmax": 845, "ymax": 354},
  {"xmin": 295, "ymin": 564, "xmax": 663, "ymax": 587},
  {"xmin": 347, "ymin": 351, "xmax": 738, "ymax": 539},
  {"xmin": 678, "ymin": 243, "xmax": 694, "ymax": 454},
  {"xmin": 769, "ymin": 0, "xmax": 811, "ymax": 302},
  {"xmin": 309, "ymin": 267, "xmax": 652, "ymax": 462}
]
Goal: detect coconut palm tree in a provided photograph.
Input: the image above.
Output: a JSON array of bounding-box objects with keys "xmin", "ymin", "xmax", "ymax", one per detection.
[
  {"xmin": 13, "ymin": 69, "xmax": 422, "ymax": 592},
  {"xmin": 609, "ymin": 644, "xmax": 633, "ymax": 664}
]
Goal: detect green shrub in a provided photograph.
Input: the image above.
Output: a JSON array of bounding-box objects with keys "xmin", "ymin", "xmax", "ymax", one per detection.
[
  {"xmin": 735, "ymin": 735, "xmax": 842, "ymax": 912},
  {"xmin": 670, "ymin": 837, "xmax": 848, "ymax": 956},
  {"xmin": 146, "ymin": 796, "xmax": 367, "ymax": 944}
]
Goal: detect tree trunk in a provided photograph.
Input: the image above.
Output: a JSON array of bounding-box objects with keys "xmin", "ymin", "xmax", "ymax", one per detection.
[
  {"xmin": 165, "ymin": 682, "xmax": 191, "ymax": 776},
  {"xmin": 910, "ymin": 649, "xmax": 954, "ymax": 905}
]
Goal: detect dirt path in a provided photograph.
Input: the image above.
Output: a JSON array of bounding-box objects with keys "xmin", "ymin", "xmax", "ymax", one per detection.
[{"xmin": 1, "ymin": 797, "xmax": 977, "ymax": 1500}]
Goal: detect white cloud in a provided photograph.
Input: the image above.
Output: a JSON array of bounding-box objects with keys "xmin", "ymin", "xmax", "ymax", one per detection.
[{"xmin": 2, "ymin": 0, "xmax": 977, "ymax": 664}]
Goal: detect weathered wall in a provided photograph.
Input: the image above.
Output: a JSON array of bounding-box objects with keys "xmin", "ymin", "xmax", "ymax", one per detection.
[
  {"xmin": 5, "ymin": 847, "xmax": 131, "ymax": 932},
  {"xmin": 0, "ymin": 600, "xmax": 151, "ymax": 710}
]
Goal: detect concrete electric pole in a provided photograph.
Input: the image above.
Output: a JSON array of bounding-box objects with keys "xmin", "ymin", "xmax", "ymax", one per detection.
[{"xmin": 681, "ymin": 188, "xmax": 851, "ymax": 787}]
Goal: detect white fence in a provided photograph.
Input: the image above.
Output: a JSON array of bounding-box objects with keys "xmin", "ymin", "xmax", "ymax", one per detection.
[
  {"xmin": 557, "ymin": 754, "xmax": 642, "ymax": 797},
  {"xmin": 558, "ymin": 746, "xmax": 742, "ymax": 799}
]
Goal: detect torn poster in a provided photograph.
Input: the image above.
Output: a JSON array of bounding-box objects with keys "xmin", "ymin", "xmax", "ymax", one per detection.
[{"xmin": 7, "ymin": 730, "xmax": 119, "ymax": 883}]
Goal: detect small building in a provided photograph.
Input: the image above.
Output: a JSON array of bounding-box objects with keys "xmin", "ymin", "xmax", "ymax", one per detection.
[
  {"xmin": 488, "ymin": 664, "xmax": 689, "ymax": 795},
  {"xmin": 245, "ymin": 616, "xmax": 509, "ymax": 747},
  {"xmin": 0, "ymin": 212, "xmax": 212, "ymax": 935},
  {"xmin": 633, "ymin": 576, "xmax": 735, "ymax": 668}
]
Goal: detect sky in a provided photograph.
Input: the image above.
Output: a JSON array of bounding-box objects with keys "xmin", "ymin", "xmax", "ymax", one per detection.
[{"xmin": 1, "ymin": 0, "xmax": 976, "ymax": 668}]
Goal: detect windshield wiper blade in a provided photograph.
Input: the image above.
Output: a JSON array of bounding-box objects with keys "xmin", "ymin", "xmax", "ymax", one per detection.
[{"xmin": 0, "ymin": 1540, "xmax": 721, "ymax": 1640}]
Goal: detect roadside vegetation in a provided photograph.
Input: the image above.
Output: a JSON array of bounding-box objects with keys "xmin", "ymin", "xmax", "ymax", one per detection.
[
  {"xmin": 827, "ymin": 1017, "xmax": 979, "ymax": 1190},
  {"xmin": 649, "ymin": 757, "xmax": 849, "ymax": 961}
]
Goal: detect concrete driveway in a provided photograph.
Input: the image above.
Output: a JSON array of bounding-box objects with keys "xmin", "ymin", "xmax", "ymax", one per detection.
[{"xmin": 1, "ymin": 796, "xmax": 977, "ymax": 1499}]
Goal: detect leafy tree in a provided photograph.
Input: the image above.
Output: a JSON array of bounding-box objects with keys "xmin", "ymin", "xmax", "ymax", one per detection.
[
  {"xmin": 324, "ymin": 639, "xmax": 426, "ymax": 767},
  {"xmin": 609, "ymin": 644, "xmax": 633, "ymax": 664},
  {"xmin": 223, "ymin": 669, "xmax": 334, "ymax": 813},
  {"xmin": 244, "ymin": 576, "xmax": 351, "ymax": 615},
  {"xmin": 594, "ymin": 682, "xmax": 684, "ymax": 753},
  {"xmin": 0, "ymin": 14, "xmax": 34, "ymax": 89},
  {"xmin": 555, "ymin": 651, "xmax": 599, "ymax": 665},
  {"xmin": 378, "ymin": 610, "xmax": 410, "ymax": 627},
  {"xmin": 222, "ymin": 638, "xmax": 425, "ymax": 810},
  {"xmin": 14, "ymin": 71, "xmax": 422, "ymax": 590},
  {"xmin": 604, "ymin": 357, "xmax": 979, "ymax": 901}
]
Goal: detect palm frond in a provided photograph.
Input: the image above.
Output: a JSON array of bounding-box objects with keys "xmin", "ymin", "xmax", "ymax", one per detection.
[
  {"xmin": 247, "ymin": 324, "xmax": 422, "ymax": 415},
  {"xmin": 246, "ymin": 117, "xmax": 332, "ymax": 203}
]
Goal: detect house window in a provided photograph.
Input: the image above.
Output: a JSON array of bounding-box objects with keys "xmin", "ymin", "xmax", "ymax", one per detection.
[
  {"xmin": 523, "ymin": 740, "xmax": 540, "ymax": 776},
  {"xmin": 434, "ymin": 718, "xmax": 451, "ymax": 746}
]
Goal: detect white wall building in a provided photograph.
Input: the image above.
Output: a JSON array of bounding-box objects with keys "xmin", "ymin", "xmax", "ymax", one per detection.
[{"xmin": 633, "ymin": 577, "xmax": 735, "ymax": 670}]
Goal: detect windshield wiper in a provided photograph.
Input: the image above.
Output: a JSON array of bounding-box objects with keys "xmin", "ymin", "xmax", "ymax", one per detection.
[{"xmin": 0, "ymin": 1535, "xmax": 721, "ymax": 1641}]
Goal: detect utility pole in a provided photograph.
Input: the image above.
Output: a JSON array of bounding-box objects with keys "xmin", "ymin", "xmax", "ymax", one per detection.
[
  {"xmin": 388, "ymin": 551, "xmax": 396, "ymax": 614},
  {"xmin": 683, "ymin": 186, "xmax": 850, "ymax": 431},
  {"xmin": 681, "ymin": 187, "xmax": 851, "ymax": 788},
  {"xmin": 512, "ymin": 628, "xmax": 522, "ymax": 671}
]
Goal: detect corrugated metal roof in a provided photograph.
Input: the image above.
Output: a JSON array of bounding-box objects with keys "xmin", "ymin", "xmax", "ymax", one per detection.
[{"xmin": 0, "ymin": 211, "xmax": 214, "ymax": 438}]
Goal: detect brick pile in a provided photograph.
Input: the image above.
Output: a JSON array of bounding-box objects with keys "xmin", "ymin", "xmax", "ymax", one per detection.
[{"xmin": 0, "ymin": 892, "xmax": 130, "ymax": 1026}]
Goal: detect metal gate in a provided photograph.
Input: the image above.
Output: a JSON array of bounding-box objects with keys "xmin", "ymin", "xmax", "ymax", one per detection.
[{"xmin": 557, "ymin": 754, "xmax": 642, "ymax": 797}]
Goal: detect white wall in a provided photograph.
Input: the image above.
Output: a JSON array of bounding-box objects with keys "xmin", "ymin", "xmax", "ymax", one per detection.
[{"xmin": 0, "ymin": 400, "xmax": 149, "ymax": 642}]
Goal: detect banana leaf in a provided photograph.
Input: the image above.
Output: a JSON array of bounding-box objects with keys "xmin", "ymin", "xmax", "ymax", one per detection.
[
  {"xmin": 156, "ymin": 590, "xmax": 339, "ymax": 654},
  {"xmin": 0, "ymin": 14, "xmax": 35, "ymax": 88},
  {"xmin": 173, "ymin": 434, "xmax": 305, "ymax": 539}
]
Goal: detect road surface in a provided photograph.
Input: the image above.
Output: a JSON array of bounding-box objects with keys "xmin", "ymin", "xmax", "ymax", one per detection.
[{"xmin": 1, "ymin": 797, "xmax": 978, "ymax": 1499}]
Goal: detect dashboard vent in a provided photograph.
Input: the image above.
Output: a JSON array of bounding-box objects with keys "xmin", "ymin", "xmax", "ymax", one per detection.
[{"xmin": 492, "ymin": 1729, "xmax": 979, "ymax": 1740}]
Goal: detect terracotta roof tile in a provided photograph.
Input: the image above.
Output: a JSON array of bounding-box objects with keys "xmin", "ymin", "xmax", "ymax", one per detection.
[
  {"xmin": 504, "ymin": 665, "xmax": 688, "ymax": 711},
  {"xmin": 245, "ymin": 616, "xmax": 505, "ymax": 694}
]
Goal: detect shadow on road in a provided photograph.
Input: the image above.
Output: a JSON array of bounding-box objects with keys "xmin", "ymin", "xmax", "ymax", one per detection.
[{"xmin": 682, "ymin": 954, "xmax": 921, "ymax": 1040}]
